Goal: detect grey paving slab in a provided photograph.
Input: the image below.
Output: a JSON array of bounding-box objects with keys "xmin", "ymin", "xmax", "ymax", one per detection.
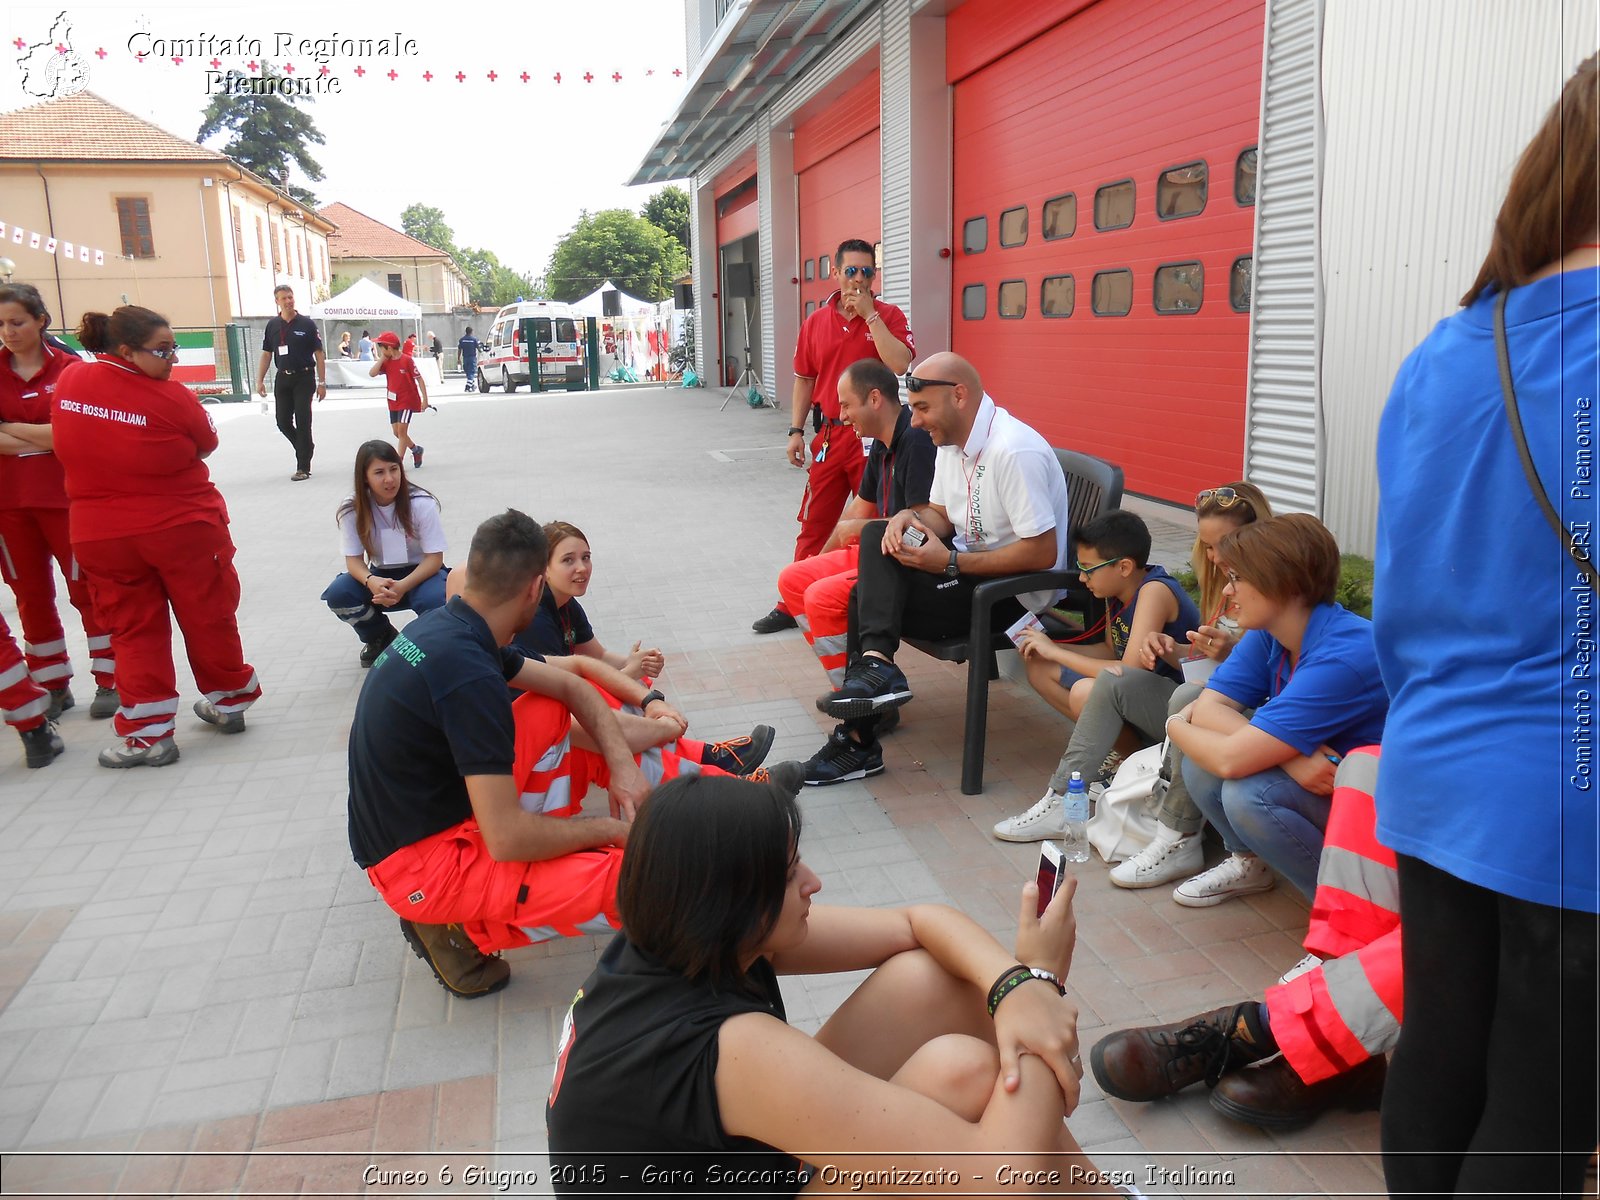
[{"xmin": 0, "ymin": 375, "xmax": 1376, "ymax": 1193}]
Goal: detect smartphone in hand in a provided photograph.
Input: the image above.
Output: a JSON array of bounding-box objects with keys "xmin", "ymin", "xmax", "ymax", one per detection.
[{"xmin": 1035, "ymin": 841, "xmax": 1065, "ymax": 917}]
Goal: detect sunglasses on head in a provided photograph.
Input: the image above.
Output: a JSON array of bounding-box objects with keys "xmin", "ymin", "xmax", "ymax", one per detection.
[
  {"xmin": 841, "ymin": 265, "xmax": 877, "ymax": 280},
  {"xmin": 902, "ymin": 375, "xmax": 958, "ymax": 394},
  {"xmin": 1197, "ymin": 487, "xmax": 1250, "ymax": 510}
]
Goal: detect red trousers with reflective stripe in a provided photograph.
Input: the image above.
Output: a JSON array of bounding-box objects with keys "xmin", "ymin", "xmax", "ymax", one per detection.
[
  {"xmin": 73, "ymin": 520, "xmax": 260, "ymax": 743},
  {"xmin": 777, "ymin": 545, "xmax": 857, "ymax": 689},
  {"xmin": 0, "ymin": 507, "xmax": 114, "ymax": 689},
  {"xmin": 0, "ymin": 613, "xmax": 48, "ymax": 732},
  {"xmin": 779, "ymin": 427, "xmax": 865, "ymax": 612},
  {"xmin": 368, "ymin": 693, "xmax": 725, "ymax": 954},
  {"xmin": 1266, "ymin": 746, "xmax": 1403, "ymax": 1084}
]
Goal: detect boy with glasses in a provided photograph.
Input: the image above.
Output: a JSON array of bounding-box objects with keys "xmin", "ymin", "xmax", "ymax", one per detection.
[
  {"xmin": 751, "ymin": 239, "xmax": 914, "ymax": 635},
  {"xmin": 994, "ymin": 510, "xmax": 1199, "ymax": 840}
]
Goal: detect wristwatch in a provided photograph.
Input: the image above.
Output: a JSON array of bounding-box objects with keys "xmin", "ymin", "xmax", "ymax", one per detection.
[
  {"xmin": 945, "ymin": 548, "xmax": 959, "ymax": 578},
  {"xmin": 787, "ymin": 425, "xmax": 805, "ymax": 436},
  {"xmin": 640, "ymin": 689, "xmax": 666, "ymax": 710}
]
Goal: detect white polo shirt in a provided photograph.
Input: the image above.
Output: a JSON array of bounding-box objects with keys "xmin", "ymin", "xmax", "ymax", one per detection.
[{"xmin": 929, "ymin": 393, "xmax": 1071, "ymax": 612}]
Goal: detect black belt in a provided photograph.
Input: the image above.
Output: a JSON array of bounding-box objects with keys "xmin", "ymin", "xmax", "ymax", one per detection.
[
  {"xmin": 810, "ymin": 406, "xmax": 846, "ymax": 433},
  {"xmin": 277, "ymin": 365, "xmax": 316, "ymax": 376}
]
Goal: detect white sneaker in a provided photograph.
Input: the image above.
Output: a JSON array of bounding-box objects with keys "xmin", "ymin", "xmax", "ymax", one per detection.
[
  {"xmin": 1108, "ymin": 832, "xmax": 1203, "ymax": 888},
  {"xmin": 1172, "ymin": 853, "xmax": 1276, "ymax": 908},
  {"xmin": 993, "ymin": 788, "xmax": 1064, "ymax": 842},
  {"xmin": 1277, "ymin": 952, "xmax": 1322, "ymax": 985}
]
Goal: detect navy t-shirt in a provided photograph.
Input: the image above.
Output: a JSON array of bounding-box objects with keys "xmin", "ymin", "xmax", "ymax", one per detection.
[
  {"xmin": 511, "ymin": 587, "xmax": 595, "ymax": 660},
  {"xmin": 1108, "ymin": 565, "xmax": 1202, "ymax": 682},
  {"xmin": 1206, "ymin": 602, "xmax": 1388, "ymax": 758},
  {"xmin": 857, "ymin": 404, "xmax": 935, "ymax": 517},
  {"xmin": 347, "ymin": 597, "xmax": 526, "ymax": 868}
]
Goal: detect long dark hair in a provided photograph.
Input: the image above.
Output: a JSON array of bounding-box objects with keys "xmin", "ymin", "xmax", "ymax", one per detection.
[
  {"xmin": 1462, "ymin": 52, "xmax": 1599, "ymax": 305},
  {"xmin": 335, "ymin": 440, "xmax": 438, "ymax": 560},
  {"xmin": 76, "ymin": 306, "xmax": 169, "ymax": 356},
  {"xmin": 0, "ymin": 282, "xmax": 51, "ymax": 327},
  {"xmin": 618, "ymin": 774, "xmax": 803, "ymax": 990}
]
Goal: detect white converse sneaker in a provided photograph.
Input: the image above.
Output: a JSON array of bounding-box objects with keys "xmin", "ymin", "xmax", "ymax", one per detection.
[
  {"xmin": 1108, "ymin": 832, "xmax": 1203, "ymax": 888},
  {"xmin": 1276, "ymin": 952, "xmax": 1322, "ymax": 985},
  {"xmin": 1172, "ymin": 852, "xmax": 1276, "ymax": 908},
  {"xmin": 993, "ymin": 788, "xmax": 1064, "ymax": 842}
]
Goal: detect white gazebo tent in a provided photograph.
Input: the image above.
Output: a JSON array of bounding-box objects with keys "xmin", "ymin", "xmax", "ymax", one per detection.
[
  {"xmin": 571, "ymin": 281, "xmax": 674, "ymax": 379},
  {"xmin": 309, "ymin": 279, "xmax": 437, "ymax": 387}
]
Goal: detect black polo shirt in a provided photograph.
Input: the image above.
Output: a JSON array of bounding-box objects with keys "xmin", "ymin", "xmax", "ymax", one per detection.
[
  {"xmin": 858, "ymin": 404, "xmax": 936, "ymax": 517},
  {"xmin": 347, "ymin": 597, "xmax": 529, "ymax": 868},
  {"xmin": 262, "ymin": 312, "xmax": 323, "ymax": 372}
]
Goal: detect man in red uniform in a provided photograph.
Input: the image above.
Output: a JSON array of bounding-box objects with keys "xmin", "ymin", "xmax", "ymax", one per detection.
[{"xmin": 751, "ymin": 239, "xmax": 914, "ymax": 634}]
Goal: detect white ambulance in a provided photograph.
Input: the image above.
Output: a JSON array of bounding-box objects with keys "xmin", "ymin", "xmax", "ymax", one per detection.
[{"xmin": 477, "ymin": 300, "xmax": 586, "ymax": 392}]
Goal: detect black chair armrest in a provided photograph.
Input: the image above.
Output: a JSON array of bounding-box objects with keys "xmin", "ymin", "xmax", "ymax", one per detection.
[{"xmin": 966, "ymin": 569, "xmax": 1082, "ymax": 648}]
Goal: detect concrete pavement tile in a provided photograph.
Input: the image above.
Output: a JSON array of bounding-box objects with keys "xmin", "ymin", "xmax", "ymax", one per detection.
[
  {"xmin": 385, "ymin": 1017, "xmax": 505, "ymax": 1091},
  {"xmin": 4, "ymin": 1025, "xmax": 90, "ymax": 1087},
  {"xmin": 82, "ymin": 1066, "xmax": 167, "ymax": 1139},
  {"xmin": 21, "ymin": 1074, "xmax": 108, "ymax": 1146},
  {"xmin": 436, "ymin": 1075, "xmax": 496, "ymax": 1149},
  {"xmin": 149, "ymin": 1076, "xmax": 272, "ymax": 1130},
  {"xmin": 373, "ymin": 1084, "xmax": 435, "ymax": 1153},
  {"xmin": 327, "ymin": 1031, "xmax": 391, "ymax": 1098}
]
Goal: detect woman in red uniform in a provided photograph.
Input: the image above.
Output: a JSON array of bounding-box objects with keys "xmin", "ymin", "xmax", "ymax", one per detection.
[
  {"xmin": 0, "ymin": 282, "xmax": 117, "ymax": 720},
  {"xmin": 52, "ymin": 305, "xmax": 262, "ymax": 768}
]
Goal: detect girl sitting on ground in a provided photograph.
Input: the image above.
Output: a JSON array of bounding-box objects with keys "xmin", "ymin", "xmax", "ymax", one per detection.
[
  {"xmin": 547, "ymin": 771, "xmax": 1138, "ymax": 1197},
  {"xmin": 321, "ymin": 440, "xmax": 447, "ymax": 667}
]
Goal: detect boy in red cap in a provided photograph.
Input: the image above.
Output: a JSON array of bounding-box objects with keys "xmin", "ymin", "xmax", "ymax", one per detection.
[{"xmin": 369, "ymin": 331, "xmax": 431, "ymax": 468}]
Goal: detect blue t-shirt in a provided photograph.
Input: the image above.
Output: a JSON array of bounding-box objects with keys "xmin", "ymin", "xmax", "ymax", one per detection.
[
  {"xmin": 347, "ymin": 597, "xmax": 525, "ymax": 868},
  {"xmin": 1109, "ymin": 565, "xmax": 1202, "ymax": 682},
  {"xmin": 1206, "ymin": 602, "xmax": 1388, "ymax": 758},
  {"xmin": 1374, "ymin": 266, "xmax": 1600, "ymax": 912},
  {"xmin": 512, "ymin": 587, "xmax": 595, "ymax": 661}
]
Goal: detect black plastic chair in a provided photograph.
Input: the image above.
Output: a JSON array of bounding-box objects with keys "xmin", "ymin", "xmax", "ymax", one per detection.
[{"xmin": 903, "ymin": 448, "xmax": 1125, "ymax": 795}]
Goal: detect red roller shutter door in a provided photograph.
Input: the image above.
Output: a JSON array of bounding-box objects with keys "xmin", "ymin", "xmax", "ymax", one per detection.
[
  {"xmin": 949, "ymin": 0, "xmax": 1265, "ymax": 505},
  {"xmin": 797, "ymin": 72, "xmax": 881, "ymax": 315}
]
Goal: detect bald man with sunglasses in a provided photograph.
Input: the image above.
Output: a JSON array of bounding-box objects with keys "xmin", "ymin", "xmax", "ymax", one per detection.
[{"xmin": 751, "ymin": 239, "xmax": 914, "ymax": 635}]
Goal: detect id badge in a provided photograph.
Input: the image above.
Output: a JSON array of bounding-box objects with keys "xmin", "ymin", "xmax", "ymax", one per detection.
[
  {"xmin": 276, "ymin": 344, "xmax": 288, "ymax": 357},
  {"xmin": 1181, "ymin": 654, "xmax": 1218, "ymax": 685},
  {"xmin": 378, "ymin": 527, "xmax": 408, "ymax": 566},
  {"xmin": 860, "ymin": 437, "xmax": 874, "ymax": 457}
]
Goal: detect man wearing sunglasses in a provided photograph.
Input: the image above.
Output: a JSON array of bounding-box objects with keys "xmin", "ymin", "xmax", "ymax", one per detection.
[
  {"xmin": 801, "ymin": 352, "xmax": 1072, "ymax": 786},
  {"xmin": 751, "ymin": 239, "xmax": 914, "ymax": 635}
]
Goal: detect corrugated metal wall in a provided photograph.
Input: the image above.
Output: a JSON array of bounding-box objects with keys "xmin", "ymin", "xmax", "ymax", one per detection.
[
  {"xmin": 879, "ymin": 0, "xmax": 914, "ymax": 312},
  {"xmin": 1318, "ymin": 0, "xmax": 1597, "ymax": 552},
  {"xmin": 1244, "ymin": 0, "xmax": 1323, "ymax": 517}
]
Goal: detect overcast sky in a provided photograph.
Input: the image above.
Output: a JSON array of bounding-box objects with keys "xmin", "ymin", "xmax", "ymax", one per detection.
[{"xmin": 4, "ymin": 2, "xmax": 693, "ymax": 278}]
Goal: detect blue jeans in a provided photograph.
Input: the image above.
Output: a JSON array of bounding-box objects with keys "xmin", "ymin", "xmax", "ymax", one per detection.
[
  {"xmin": 321, "ymin": 567, "xmax": 449, "ymax": 642},
  {"xmin": 462, "ymin": 354, "xmax": 477, "ymax": 386},
  {"xmin": 1181, "ymin": 758, "xmax": 1330, "ymax": 898}
]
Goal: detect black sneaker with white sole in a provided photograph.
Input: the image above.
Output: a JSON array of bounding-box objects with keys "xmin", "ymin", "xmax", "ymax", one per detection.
[
  {"xmin": 802, "ymin": 725, "xmax": 885, "ymax": 786},
  {"xmin": 823, "ymin": 656, "xmax": 912, "ymax": 720},
  {"xmin": 701, "ymin": 724, "xmax": 775, "ymax": 775}
]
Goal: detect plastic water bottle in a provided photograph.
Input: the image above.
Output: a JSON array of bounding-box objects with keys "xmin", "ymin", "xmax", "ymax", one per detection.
[{"xmin": 1062, "ymin": 771, "xmax": 1090, "ymax": 863}]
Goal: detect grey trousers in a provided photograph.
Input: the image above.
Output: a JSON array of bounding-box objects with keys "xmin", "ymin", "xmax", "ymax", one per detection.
[{"xmin": 1046, "ymin": 671, "xmax": 1206, "ymax": 834}]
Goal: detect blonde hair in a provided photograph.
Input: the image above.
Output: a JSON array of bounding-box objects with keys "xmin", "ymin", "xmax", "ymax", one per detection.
[{"xmin": 1193, "ymin": 481, "xmax": 1272, "ymax": 619}]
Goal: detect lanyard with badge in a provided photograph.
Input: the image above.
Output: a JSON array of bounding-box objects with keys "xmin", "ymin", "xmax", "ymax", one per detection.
[
  {"xmin": 961, "ymin": 411, "xmax": 997, "ymax": 548},
  {"xmin": 374, "ymin": 506, "xmax": 409, "ymax": 566}
]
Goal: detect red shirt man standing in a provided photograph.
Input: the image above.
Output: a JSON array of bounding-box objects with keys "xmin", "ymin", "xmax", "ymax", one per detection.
[{"xmin": 752, "ymin": 238, "xmax": 913, "ymax": 633}]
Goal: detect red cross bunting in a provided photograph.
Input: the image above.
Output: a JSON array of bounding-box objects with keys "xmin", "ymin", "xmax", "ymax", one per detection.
[
  {"xmin": 12, "ymin": 37, "xmax": 27, "ymax": 50},
  {"xmin": 520, "ymin": 71, "xmax": 529, "ymax": 82},
  {"xmin": 354, "ymin": 64, "xmax": 365, "ymax": 76},
  {"xmin": 612, "ymin": 71, "xmax": 622, "ymax": 82},
  {"xmin": 55, "ymin": 43, "xmax": 65, "ymax": 52},
  {"xmin": 172, "ymin": 56, "xmax": 183, "ymax": 65},
  {"xmin": 209, "ymin": 58, "xmax": 220, "ymax": 68},
  {"xmin": 95, "ymin": 46, "xmax": 106, "ymax": 58},
  {"xmin": 387, "ymin": 69, "xmax": 398, "ymax": 80},
  {"xmin": 487, "ymin": 70, "xmax": 497, "ymax": 81},
  {"xmin": 247, "ymin": 60, "xmax": 257, "ymax": 71},
  {"xmin": 319, "ymin": 65, "xmax": 330, "ymax": 76},
  {"xmin": 422, "ymin": 70, "xmax": 433, "ymax": 81},
  {"xmin": 553, "ymin": 71, "xmax": 561, "ymax": 83},
  {"xmin": 135, "ymin": 52, "xmax": 146, "ymax": 62},
  {"xmin": 283, "ymin": 62, "xmax": 295, "ymax": 73},
  {"xmin": 583, "ymin": 71, "xmax": 593, "ymax": 82},
  {"xmin": 454, "ymin": 70, "xmax": 465, "ymax": 82}
]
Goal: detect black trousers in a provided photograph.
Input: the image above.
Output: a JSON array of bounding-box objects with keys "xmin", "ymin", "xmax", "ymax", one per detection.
[
  {"xmin": 849, "ymin": 520, "xmax": 1024, "ymax": 661},
  {"xmin": 273, "ymin": 369, "xmax": 315, "ymax": 472},
  {"xmin": 1381, "ymin": 853, "xmax": 1598, "ymax": 1197}
]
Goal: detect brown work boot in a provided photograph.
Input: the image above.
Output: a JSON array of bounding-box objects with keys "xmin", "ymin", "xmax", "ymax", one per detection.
[
  {"xmin": 1210, "ymin": 1054, "xmax": 1386, "ymax": 1130},
  {"xmin": 399, "ymin": 919, "xmax": 510, "ymax": 998},
  {"xmin": 1090, "ymin": 1002, "xmax": 1273, "ymax": 1102}
]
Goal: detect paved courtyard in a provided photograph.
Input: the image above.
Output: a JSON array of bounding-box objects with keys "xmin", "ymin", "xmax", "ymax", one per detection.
[{"xmin": 0, "ymin": 375, "xmax": 1387, "ymax": 1197}]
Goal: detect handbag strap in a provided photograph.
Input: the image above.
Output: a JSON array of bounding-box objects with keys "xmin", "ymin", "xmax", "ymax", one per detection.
[{"xmin": 1493, "ymin": 289, "xmax": 1600, "ymax": 587}]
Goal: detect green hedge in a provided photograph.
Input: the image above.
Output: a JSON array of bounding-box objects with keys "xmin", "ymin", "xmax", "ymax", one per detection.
[{"xmin": 1173, "ymin": 554, "xmax": 1373, "ymax": 619}]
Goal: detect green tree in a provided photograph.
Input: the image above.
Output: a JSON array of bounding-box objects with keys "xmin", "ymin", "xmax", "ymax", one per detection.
[
  {"xmin": 328, "ymin": 272, "xmax": 360, "ymax": 298},
  {"xmin": 401, "ymin": 204, "xmax": 457, "ymax": 255},
  {"xmin": 545, "ymin": 209, "xmax": 688, "ymax": 302},
  {"xmin": 641, "ymin": 185, "xmax": 691, "ymax": 254},
  {"xmin": 197, "ymin": 66, "xmax": 325, "ymax": 206}
]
